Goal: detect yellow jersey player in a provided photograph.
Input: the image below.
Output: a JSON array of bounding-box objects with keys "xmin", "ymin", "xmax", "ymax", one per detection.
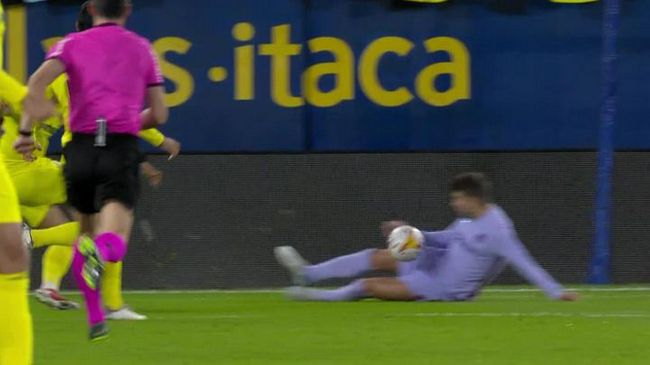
[
  {"xmin": 0, "ymin": 3, "xmax": 4, "ymax": 70},
  {"xmin": 0, "ymin": 2, "xmax": 33, "ymax": 364},
  {"xmin": 0, "ymin": 114, "xmax": 33, "ymax": 365},
  {"xmin": 0, "ymin": 70, "xmax": 81, "ymax": 310}
]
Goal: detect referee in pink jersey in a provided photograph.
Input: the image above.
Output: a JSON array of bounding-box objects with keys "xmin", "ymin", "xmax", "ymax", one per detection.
[{"xmin": 15, "ymin": 0, "xmax": 168, "ymax": 340}]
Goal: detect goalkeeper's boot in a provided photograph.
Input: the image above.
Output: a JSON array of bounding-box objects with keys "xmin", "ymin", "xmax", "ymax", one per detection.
[
  {"xmin": 274, "ymin": 246, "xmax": 310, "ymax": 286},
  {"xmin": 286, "ymin": 286, "xmax": 320, "ymax": 301}
]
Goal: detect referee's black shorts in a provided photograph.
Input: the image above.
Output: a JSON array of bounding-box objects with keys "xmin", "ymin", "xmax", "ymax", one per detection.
[{"xmin": 63, "ymin": 133, "xmax": 140, "ymax": 214}]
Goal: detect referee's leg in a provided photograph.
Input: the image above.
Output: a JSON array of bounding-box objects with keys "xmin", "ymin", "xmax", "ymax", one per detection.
[
  {"xmin": 91, "ymin": 135, "xmax": 140, "ymax": 264},
  {"xmin": 63, "ymin": 136, "xmax": 112, "ymax": 339},
  {"xmin": 96, "ymin": 201, "xmax": 133, "ymax": 248},
  {"xmin": 92, "ymin": 137, "xmax": 141, "ymax": 317},
  {"xmin": 96, "ymin": 202, "xmax": 133, "ymax": 314}
]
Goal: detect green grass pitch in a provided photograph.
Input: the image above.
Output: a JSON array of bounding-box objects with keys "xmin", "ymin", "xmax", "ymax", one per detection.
[{"xmin": 33, "ymin": 287, "xmax": 650, "ymax": 365}]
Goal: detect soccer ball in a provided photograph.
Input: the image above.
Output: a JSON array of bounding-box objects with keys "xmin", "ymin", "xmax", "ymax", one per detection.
[{"xmin": 387, "ymin": 225, "xmax": 424, "ymax": 261}]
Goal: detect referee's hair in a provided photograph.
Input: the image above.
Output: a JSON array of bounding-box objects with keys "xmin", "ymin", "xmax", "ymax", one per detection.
[{"xmin": 92, "ymin": 0, "xmax": 130, "ymax": 19}]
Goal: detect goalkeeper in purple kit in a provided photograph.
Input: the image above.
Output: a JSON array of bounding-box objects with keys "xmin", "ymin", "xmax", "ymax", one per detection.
[{"xmin": 275, "ymin": 172, "xmax": 578, "ymax": 302}]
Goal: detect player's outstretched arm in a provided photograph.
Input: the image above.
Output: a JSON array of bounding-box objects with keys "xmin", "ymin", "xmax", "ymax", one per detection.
[
  {"xmin": 138, "ymin": 128, "xmax": 181, "ymax": 160},
  {"xmin": 139, "ymin": 128, "xmax": 165, "ymax": 147},
  {"xmin": 140, "ymin": 161, "xmax": 163, "ymax": 188},
  {"xmin": 158, "ymin": 137, "xmax": 181, "ymax": 160},
  {"xmin": 421, "ymin": 229, "xmax": 459, "ymax": 250},
  {"xmin": 382, "ymin": 221, "xmax": 457, "ymax": 246},
  {"xmin": 496, "ymin": 228, "xmax": 577, "ymax": 301},
  {"xmin": 381, "ymin": 220, "xmax": 409, "ymax": 238},
  {"xmin": 23, "ymin": 60, "xmax": 64, "ymax": 122},
  {"xmin": 14, "ymin": 59, "xmax": 64, "ymax": 159}
]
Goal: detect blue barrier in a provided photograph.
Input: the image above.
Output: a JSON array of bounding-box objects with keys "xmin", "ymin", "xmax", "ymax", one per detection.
[{"xmin": 16, "ymin": 0, "xmax": 649, "ymax": 153}]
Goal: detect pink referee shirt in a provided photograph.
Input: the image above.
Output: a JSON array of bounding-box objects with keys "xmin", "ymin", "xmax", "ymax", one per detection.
[{"xmin": 47, "ymin": 23, "xmax": 163, "ymax": 136}]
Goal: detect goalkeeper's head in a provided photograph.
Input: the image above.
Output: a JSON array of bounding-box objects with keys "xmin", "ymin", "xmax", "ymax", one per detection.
[{"xmin": 449, "ymin": 172, "xmax": 492, "ymax": 218}]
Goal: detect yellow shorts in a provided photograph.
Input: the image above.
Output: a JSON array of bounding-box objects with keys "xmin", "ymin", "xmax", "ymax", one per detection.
[
  {"xmin": 0, "ymin": 158, "xmax": 21, "ymax": 224},
  {"xmin": 5, "ymin": 157, "xmax": 67, "ymax": 208},
  {"xmin": 20, "ymin": 205, "xmax": 50, "ymax": 228}
]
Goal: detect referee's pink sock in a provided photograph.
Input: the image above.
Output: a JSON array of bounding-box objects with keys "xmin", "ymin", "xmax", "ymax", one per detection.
[
  {"xmin": 95, "ymin": 232, "xmax": 128, "ymax": 263},
  {"xmin": 72, "ymin": 233, "xmax": 127, "ymax": 326}
]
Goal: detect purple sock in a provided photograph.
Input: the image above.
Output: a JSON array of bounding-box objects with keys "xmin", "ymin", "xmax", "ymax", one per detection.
[
  {"xmin": 72, "ymin": 246, "xmax": 105, "ymax": 326},
  {"xmin": 306, "ymin": 280, "xmax": 367, "ymax": 301},
  {"xmin": 304, "ymin": 249, "xmax": 374, "ymax": 283},
  {"xmin": 95, "ymin": 232, "xmax": 128, "ymax": 263}
]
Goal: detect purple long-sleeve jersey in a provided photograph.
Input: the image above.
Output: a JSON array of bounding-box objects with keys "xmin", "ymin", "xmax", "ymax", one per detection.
[{"xmin": 419, "ymin": 205, "xmax": 564, "ymax": 300}]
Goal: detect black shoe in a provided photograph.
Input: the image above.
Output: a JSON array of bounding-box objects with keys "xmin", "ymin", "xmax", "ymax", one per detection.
[{"xmin": 89, "ymin": 322, "xmax": 109, "ymax": 342}]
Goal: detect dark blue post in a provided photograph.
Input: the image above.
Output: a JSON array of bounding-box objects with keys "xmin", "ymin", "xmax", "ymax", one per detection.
[{"xmin": 588, "ymin": 0, "xmax": 620, "ymax": 284}]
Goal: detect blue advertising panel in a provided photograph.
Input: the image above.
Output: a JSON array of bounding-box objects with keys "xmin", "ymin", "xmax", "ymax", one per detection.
[{"xmin": 8, "ymin": 0, "xmax": 650, "ymax": 152}]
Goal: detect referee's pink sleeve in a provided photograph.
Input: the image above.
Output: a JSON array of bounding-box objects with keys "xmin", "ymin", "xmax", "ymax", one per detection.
[
  {"xmin": 46, "ymin": 35, "xmax": 75, "ymax": 70},
  {"xmin": 145, "ymin": 43, "xmax": 164, "ymax": 87}
]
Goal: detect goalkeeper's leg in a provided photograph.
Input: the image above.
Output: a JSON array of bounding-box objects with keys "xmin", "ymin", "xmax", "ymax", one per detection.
[
  {"xmin": 286, "ymin": 277, "xmax": 417, "ymax": 302},
  {"xmin": 275, "ymin": 246, "xmax": 399, "ymax": 285}
]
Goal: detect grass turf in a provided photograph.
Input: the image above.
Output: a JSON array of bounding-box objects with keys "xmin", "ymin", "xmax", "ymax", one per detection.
[{"xmin": 33, "ymin": 287, "xmax": 650, "ymax": 365}]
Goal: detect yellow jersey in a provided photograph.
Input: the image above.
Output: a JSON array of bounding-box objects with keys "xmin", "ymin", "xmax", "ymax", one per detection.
[
  {"xmin": 0, "ymin": 70, "xmax": 65, "ymax": 161},
  {"xmin": 0, "ymin": 3, "xmax": 4, "ymax": 70},
  {"xmin": 0, "ymin": 3, "xmax": 23, "ymax": 225}
]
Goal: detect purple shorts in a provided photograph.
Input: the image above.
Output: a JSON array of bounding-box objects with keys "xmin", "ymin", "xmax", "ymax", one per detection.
[{"xmin": 397, "ymin": 247, "xmax": 446, "ymax": 301}]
